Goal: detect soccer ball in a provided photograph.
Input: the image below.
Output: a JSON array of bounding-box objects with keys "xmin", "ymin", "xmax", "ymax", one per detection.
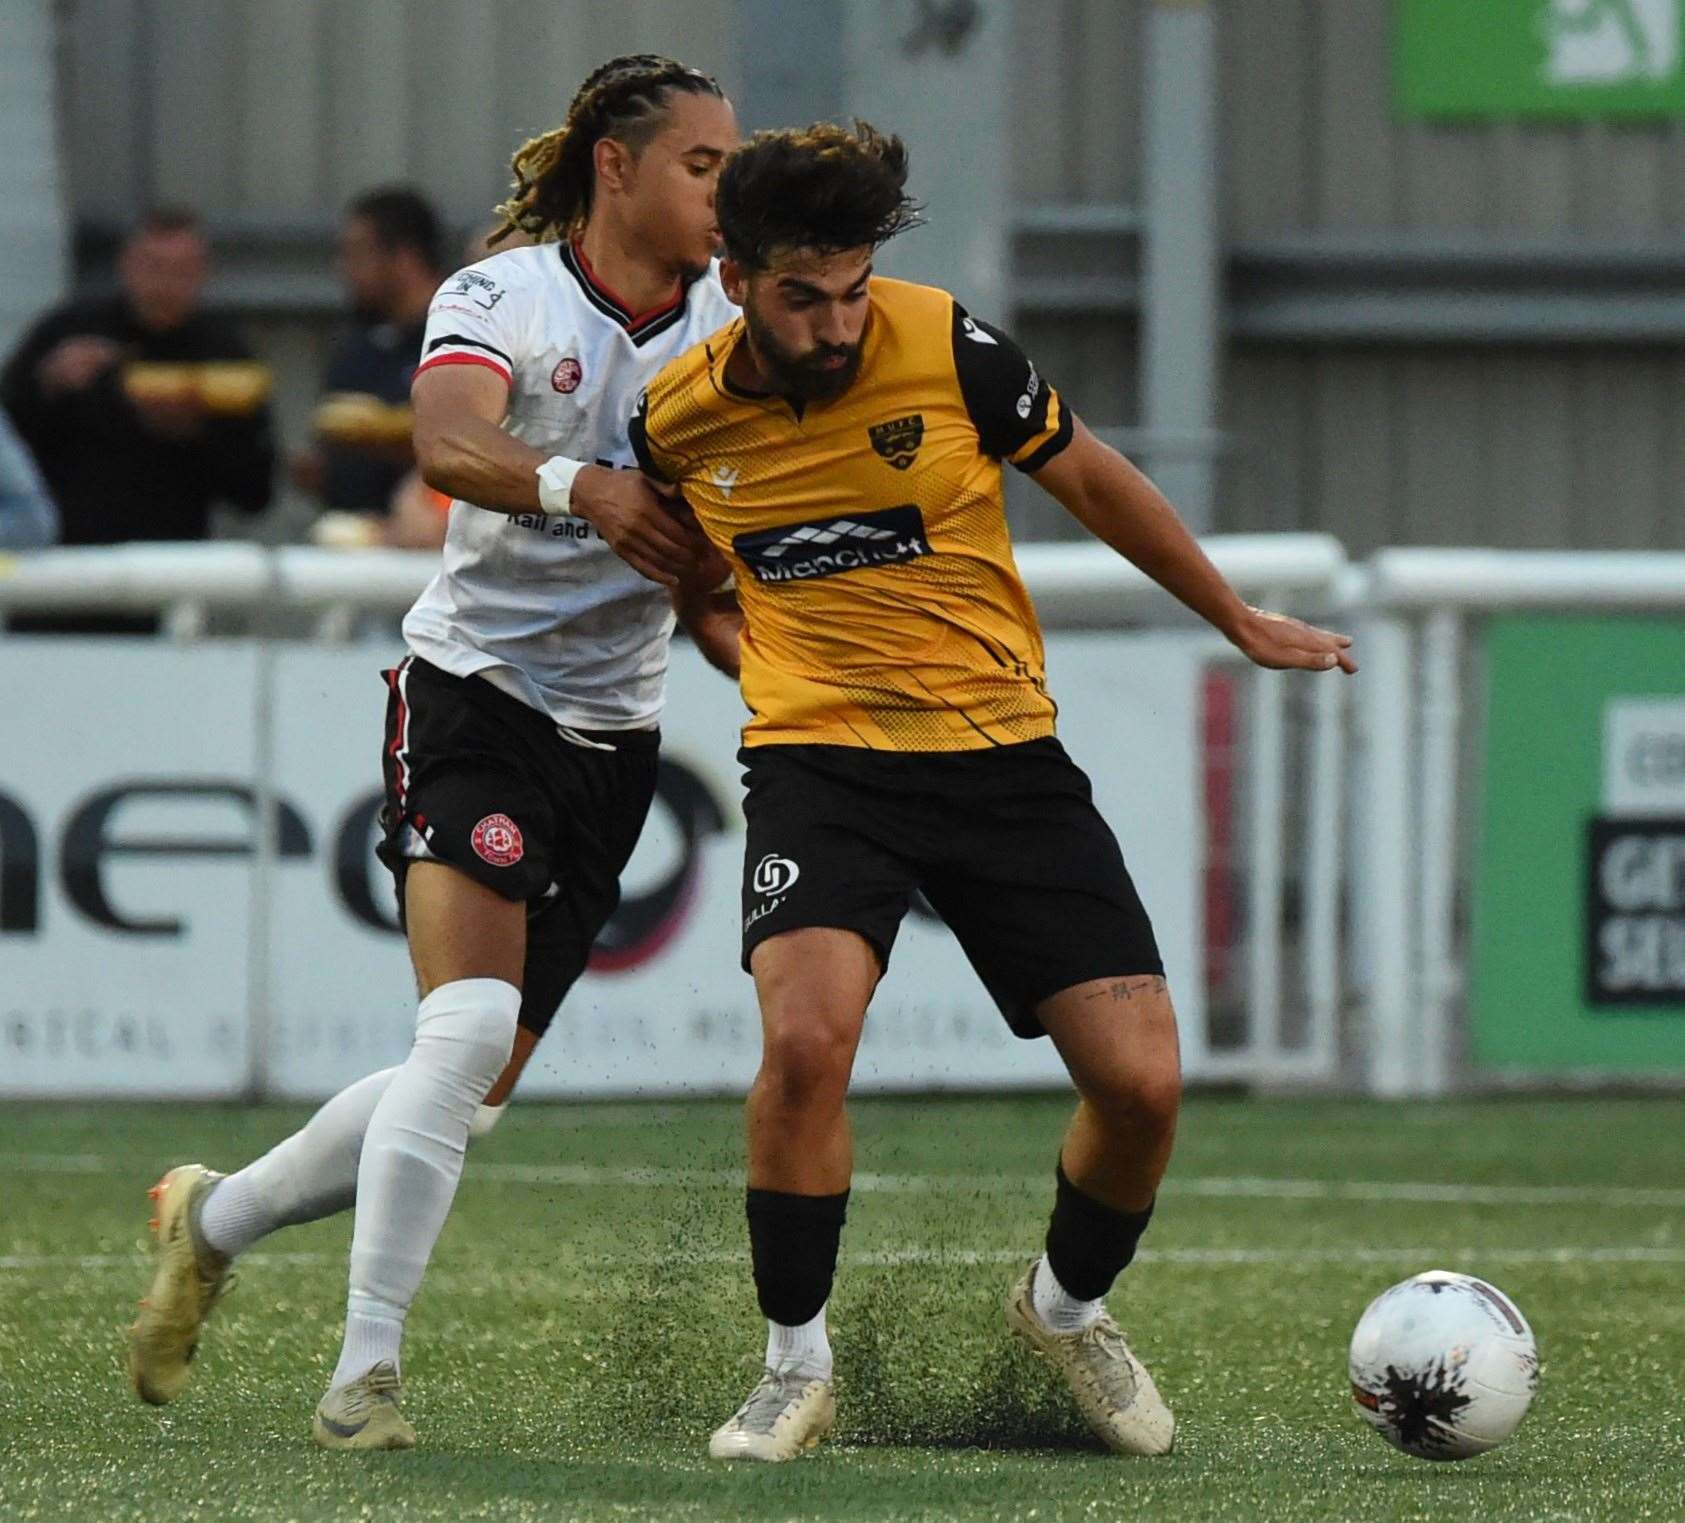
[{"xmin": 1348, "ymin": 1270, "xmax": 1539, "ymax": 1461}]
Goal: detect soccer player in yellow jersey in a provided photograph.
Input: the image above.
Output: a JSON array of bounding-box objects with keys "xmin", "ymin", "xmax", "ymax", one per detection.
[{"xmin": 632, "ymin": 122, "xmax": 1357, "ymax": 1462}]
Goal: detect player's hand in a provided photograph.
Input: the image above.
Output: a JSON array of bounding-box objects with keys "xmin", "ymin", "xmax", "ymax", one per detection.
[
  {"xmin": 665, "ymin": 495, "xmax": 734, "ymax": 593},
  {"xmin": 571, "ymin": 465, "xmax": 711, "ymax": 587},
  {"xmin": 37, "ymin": 336, "xmax": 122, "ymax": 394},
  {"xmin": 1230, "ymin": 606, "xmax": 1358, "ymax": 674}
]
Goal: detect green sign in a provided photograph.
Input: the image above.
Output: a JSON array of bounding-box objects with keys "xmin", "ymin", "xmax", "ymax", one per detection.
[
  {"xmin": 1472, "ymin": 615, "xmax": 1685, "ymax": 1073},
  {"xmin": 1398, "ymin": 0, "xmax": 1685, "ymax": 119}
]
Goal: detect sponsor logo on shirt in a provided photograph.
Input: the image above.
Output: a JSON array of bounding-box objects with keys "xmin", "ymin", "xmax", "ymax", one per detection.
[
  {"xmin": 732, "ymin": 504, "xmax": 931, "ymax": 584},
  {"xmin": 448, "ymin": 271, "xmax": 505, "ymax": 311},
  {"xmin": 510, "ymin": 513, "xmax": 593, "ymax": 539},
  {"xmin": 1015, "ymin": 366, "xmax": 1041, "ymax": 420}
]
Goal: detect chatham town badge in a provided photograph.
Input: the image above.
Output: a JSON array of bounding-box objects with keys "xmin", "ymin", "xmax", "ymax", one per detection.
[
  {"xmin": 868, "ymin": 414, "xmax": 924, "ymax": 470},
  {"xmin": 471, "ymin": 813, "xmax": 524, "ymax": 867}
]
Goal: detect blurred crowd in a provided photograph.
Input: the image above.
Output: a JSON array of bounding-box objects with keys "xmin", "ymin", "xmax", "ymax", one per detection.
[{"xmin": 0, "ymin": 187, "xmax": 532, "ymax": 628}]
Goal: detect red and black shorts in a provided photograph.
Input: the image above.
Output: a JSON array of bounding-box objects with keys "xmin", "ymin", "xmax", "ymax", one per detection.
[
  {"xmin": 375, "ymin": 654, "xmax": 659, "ymax": 1036},
  {"xmin": 738, "ymin": 737, "xmax": 1163, "ymax": 1039}
]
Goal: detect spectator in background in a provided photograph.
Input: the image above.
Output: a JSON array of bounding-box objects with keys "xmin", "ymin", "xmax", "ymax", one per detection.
[
  {"xmin": 0, "ymin": 207, "xmax": 274, "ymax": 632},
  {"xmin": 0, "ymin": 408, "xmax": 58, "ymax": 550},
  {"xmin": 317, "ymin": 214, "xmax": 542, "ymax": 553},
  {"xmin": 0, "ymin": 208, "xmax": 274, "ymax": 547},
  {"xmin": 298, "ymin": 187, "xmax": 446, "ymax": 548}
]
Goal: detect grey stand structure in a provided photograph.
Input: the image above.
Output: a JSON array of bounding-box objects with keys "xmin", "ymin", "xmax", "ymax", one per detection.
[
  {"xmin": 738, "ymin": 0, "xmax": 1220, "ymax": 531},
  {"xmin": 737, "ymin": 0, "xmax": 1011, "ymax": 319}
]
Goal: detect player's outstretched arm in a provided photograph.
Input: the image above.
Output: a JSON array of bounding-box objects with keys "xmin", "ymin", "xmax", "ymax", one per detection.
[
  {"xmin": 1031, "ymin": 417, "xmax": 1357, "ymax": 675},
  {"xmin": 411, "ymin": 365, "xmax": 708, "ymax": 585}
]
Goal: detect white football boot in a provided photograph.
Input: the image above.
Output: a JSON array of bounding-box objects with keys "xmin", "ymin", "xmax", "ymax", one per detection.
[
  {"xmin": 708, "ymin": 1367, "xmax": 836, "ymax": 1461},
  {"xmin": 127, "ymin": 1164, "xmax": 234, "ymax": 1405},
  {"xmin": 1004, "ymin": 1261, "xmax": 1175, "ymax": 1455},
  {"xmin": 311, "ymin": 1361, "xmax": 417, "ymax": 1451}
]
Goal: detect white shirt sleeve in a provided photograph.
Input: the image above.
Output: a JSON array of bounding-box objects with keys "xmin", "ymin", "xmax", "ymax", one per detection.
[{"xmin": 414, "ymin": 255, "xmax": 531, "ymax": 388}]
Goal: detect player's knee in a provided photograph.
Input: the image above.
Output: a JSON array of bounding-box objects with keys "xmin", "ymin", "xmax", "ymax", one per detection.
[
  {"xmin": 1085, "ymin": 1052, "xmax": 1181, "ymax": 1139},
  {"xmin": 1132, "ymin": 1058, "xmax": 1183, "ymax": 1136},
  {"xmin": 413, "ymin": 977, "xmax": 521, "ymax": 1099},
  {"xmin": 758, "ymin": 1021, "xmax": 855, "ymax": 1109}
]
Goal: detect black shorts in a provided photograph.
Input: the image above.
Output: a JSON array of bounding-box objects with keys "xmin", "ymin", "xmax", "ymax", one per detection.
[
  {"xmin": 375, "ymin": 655, "xmax": 659, "ymax": 1037},
  {"xmin": 738, "ymin": 738, "xmax": 1163, "ymax": 1038}
]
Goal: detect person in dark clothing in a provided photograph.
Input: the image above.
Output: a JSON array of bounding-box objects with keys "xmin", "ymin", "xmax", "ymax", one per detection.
[
  {"xmin": 0, "ymin": 208, "xmax": 275, "ymax": 633},
  {"xmin": 295, "ymin": 188, "xmax": 446, "ymax": 538}
]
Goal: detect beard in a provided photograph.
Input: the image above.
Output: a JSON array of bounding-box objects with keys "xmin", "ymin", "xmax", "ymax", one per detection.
[{"xmin": 743, "ymin": 308, "xmax": 863, "ymax": 401}]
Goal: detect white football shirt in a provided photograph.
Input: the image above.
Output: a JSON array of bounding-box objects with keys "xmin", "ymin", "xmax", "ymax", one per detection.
[{"xmin": 402, "ymin": 242, "xmax": 737, "ymax": 729}]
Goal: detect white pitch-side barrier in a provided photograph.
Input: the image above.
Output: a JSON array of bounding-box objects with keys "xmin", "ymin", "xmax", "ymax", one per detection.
[
  {"xmin": 10, "ymin": 538, "xmax": 1678, "ymax": 1099},
  {"xmin": 1353, "ymin": 551, "xmax": 1685, "ymax": 1098}
]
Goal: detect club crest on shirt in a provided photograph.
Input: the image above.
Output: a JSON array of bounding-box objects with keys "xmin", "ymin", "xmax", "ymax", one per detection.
[
  {"xmin": 551, "ymin": 356, "xmax": 583, "ymax": 393},
  {"xmin": 868, "ymin": 414, "xmax": 924, "ymax": 470},
  {"xmin": 471, "ymin": 813, "xmax": 524, "ymax": 867}
]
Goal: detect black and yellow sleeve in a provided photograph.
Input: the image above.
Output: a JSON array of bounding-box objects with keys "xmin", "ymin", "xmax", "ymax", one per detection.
[
  {"xmin": 627, "ymin": 387, "xmax": 676, "ymax": 484},
  {"xmin": 950, "ymin": 302, "xmax": 1074, "ymax": 473}
]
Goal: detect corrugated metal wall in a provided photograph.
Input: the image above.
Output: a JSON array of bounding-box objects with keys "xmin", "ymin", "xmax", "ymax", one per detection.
[
  {"xmin": 1213, "ymin": 0, "xmax": 1685, "ymax": 553},
  {"xmin": 1223, "ymin": 1, "xmax": 1685, "ymax": 236},
  {"xmin": 0, "ymin": 0, "xmax": 70, "ymax": 357},
  {"xmin": 63, "ymin": 0, "xmax": 740, "ymax": 225},
  {"xmin": 49, "ymin": 0, "xmax": 1685, "ymax": 551}
]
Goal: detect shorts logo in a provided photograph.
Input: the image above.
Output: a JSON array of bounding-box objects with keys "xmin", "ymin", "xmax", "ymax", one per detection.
[
  {"xmin": 753, "ymin": 853, "xmax": 800, "ymax": 896},
  {"xmin": 733, "ymin": 504, "xmax": 931, "ymax": 584},
  {"xmin": 551, "ymin": 356, "xmax": 583, "ymax": 393},
  {"xmin": 868, "ymin": 414, "xmax": 924, "ymax": 470},
  {"xmin": 746, "ymin": 853, "xmax": 799, "ymax": 932},
  {"xmin": 471, "ymin": 813, "xmax": 524, "ymax": 867}
]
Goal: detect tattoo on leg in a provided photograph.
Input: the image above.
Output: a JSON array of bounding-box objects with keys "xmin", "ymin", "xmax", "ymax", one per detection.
[{"xmin": 1083, "ymin": 975, "xmax": 1168, "ymax": 1004}]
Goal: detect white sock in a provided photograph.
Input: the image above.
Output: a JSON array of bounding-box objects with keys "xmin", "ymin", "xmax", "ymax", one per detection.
[
  {"xmin": 200, "ymin": 1068, "xmax": 399, "ymax": 1258},
  {"xmin": 329, "ymin": 978, "xmax": 519, "ymax": 1391},
  {"xmin": 339, "ymin": 1294, "xmax": 405, "ymax": 1380},
  {"xmin": 765, "ymin": 1304, "xmax": 832, "ymax": 1381},
  {"xmin": 1031, "ymin": 1255, "xmax": 1104, "ymax": 1334}
]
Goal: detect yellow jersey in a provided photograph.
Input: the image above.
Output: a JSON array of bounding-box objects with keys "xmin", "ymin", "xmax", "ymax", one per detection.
[{"xmin": 631, "ymin": 277, "xmax": 1075, "ymax": 751}]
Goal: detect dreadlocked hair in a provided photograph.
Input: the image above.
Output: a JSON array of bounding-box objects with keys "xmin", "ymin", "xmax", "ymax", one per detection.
[
  {"xmin": 490, "ymin": 54, "xmax": 723, "ymax": 246},
  {"xmin": 715, "ymin": 120, "xmax": 922, "ymax": 272}
]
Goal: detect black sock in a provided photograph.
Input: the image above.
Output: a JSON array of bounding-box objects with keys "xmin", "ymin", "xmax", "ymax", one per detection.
[
  {"xmin": 1044, "ymin": 1162, "xmax": 1154, "ymax": 1302},
  {"xmin": 745, "ymin": 1187, "xmax": 849, "ymax": 1326}
]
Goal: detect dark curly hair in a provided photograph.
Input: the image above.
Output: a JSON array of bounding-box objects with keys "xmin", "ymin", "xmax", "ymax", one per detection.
[
  {"xmin": 489, "ymin": 54, "xmax": 723, "ymax": 246},
  {"xmin": 715, "ymin": 120, "xmax": 922, "ymax": 272}
]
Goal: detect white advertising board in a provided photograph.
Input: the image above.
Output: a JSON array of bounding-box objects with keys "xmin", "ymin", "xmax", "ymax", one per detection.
[
  {"xmin": 0, "ymin": 644, "xmax": 261, "ymax": 1097},
  {"xmin": 1, "ymin": 634, "xmax": 1204, "ymax": 1100}
]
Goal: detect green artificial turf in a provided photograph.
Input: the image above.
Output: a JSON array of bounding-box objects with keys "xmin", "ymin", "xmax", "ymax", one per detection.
[{"xmin": 1, "ymin": 1095, "xmax": 1681, "ymax": 1521}]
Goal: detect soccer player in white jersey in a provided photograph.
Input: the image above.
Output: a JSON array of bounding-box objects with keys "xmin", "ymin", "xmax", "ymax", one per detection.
[{"xmin": 126, "ymin": 55, "xmax": 743, "ymax": 1449}]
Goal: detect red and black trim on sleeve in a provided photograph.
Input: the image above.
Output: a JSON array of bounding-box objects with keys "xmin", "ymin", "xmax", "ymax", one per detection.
[{"xmin": 414, "ymin": 332, "xmax": 514, "ymax": 386}]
